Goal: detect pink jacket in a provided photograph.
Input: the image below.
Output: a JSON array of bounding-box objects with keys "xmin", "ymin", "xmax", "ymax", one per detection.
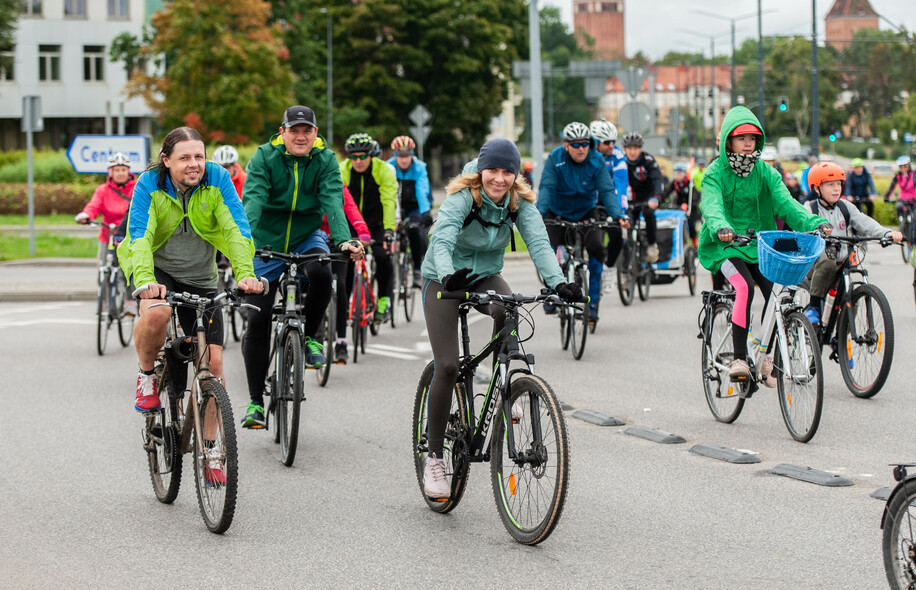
[
  {"xmin": 81, "ymin": 176, "xmax": 137, "ymax": 242},
  {"xmin": 322, "ymin": 186, "xmax": 371, "ymax": 242}
]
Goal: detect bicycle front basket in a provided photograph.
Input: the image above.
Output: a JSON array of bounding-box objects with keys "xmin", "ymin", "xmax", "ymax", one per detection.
[{"xmin": 756, "ymin": 230, "xmax": 824, "ymax": 286}]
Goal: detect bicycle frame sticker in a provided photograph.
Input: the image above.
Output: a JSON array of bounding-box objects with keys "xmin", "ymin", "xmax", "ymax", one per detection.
[{"xmin": 849, "ymin": 250, "xmax": 859, "ymax": 267}]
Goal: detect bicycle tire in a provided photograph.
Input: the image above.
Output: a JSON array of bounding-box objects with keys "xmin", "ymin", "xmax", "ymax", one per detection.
[
  {"xmin": 637, "ymin": 257, "xmax": 651, "ymax": 302},
  {"xmin": 617, "ymin": 242, "xmax": 635, "ymax": 306},
  {"xmin": 146, "ymin": 363, "xmax": 182, "ymax": 503},
  {"xmin": 317, "ymin": 295, "xmax": 334, "ymax": 387},
  {"xmin": 883, "ymin": 480, "xmax": 916, "ymax": 590},
  {"xmin": 702, "ymin": 302, "xmax": 745, "ymax": 423},
  {"xmin": 412, "ymin": 361, "xmax": 470, "ymax": 513},
  {"xmin": 775, "ymin": 311, "xmax": 824, "ymax": 443},
  {"xmin": 558, "ymin": 304, "xmax": 570, "ymax": 350},
  {"xmin": 352, "ymin": 277, "xmax": 363, "ymax": 364},
  {"xmin": 404, "ymin": 256, "xmax": 417, "ymax": 322},
  {"xmin": 96, "ymin": 270, "xmax": 111, "ymax": 356},
  {"xmin": 837, "ymin": 284, "xmax": 894, "ymax": 398},
  {"xmin": 570, "ymin": 265, "xmax": 588, "ymax": 360},
  {"xmin": 277, "ymin": 332, "xmax": 303, "ymax": 466},
  {"xmin": 116, "ymin": 271, "xmax": 134, "ymax": 347},
  {"xmin": 490, "ymin": 374, "xmax": 569, "ymax": 545},
  {"xmin": 685, "ymin": 248, "xmax": 698, "ymax": 296},
  {"xmin": 390, "ymin": 250, "xmax": 401, "ymax": 329},
  {"xmin": 230, "ymin": 306, "xmax": 246, "ymax": 342},
  {"xmin": 193, "ymin": 379, "xmax": 238, "ymax": 533}
]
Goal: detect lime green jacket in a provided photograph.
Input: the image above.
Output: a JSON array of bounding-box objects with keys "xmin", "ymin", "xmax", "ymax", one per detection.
[{"xmin": 117, "ymin": 162, "xmax": 255, "ymax": 287}]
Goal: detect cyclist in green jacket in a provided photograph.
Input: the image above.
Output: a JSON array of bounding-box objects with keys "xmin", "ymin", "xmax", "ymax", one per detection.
[{"xmin": 119, "ymin": 126, "xmax": 265, "ymax": 413}]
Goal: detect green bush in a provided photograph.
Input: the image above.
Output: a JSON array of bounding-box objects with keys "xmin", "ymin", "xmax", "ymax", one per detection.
[
  {"xmin": 0, "ymin": 183, "xmax": 96, "ymax": 215},
  {"xmin": 873, "ymin": 199, "xmax": 897, "ymax": 227},
  {"xmin": 0, "ymin": 151, "xmax": 102, "ymax": 184},
  {"xmin": 0, "ymin": 150, "xmax": 26, "ymax": 169}
]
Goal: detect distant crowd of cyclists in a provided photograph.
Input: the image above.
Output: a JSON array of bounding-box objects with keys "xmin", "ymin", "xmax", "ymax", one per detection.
[{"xmin": 73, "ymin": 99, "xmax": 915, "ymax": 501}]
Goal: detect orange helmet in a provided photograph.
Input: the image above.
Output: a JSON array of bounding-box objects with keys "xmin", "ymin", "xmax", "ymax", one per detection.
[
  {"xmin": 807, "ymin": 161, "xmax": 846, "ymax": 192},
  {"xmin": 729, "ymin": 123, "xmax": 762, "ymax": 137},
  {"xmin": 391, "ymin": 135, "xmax": 416, "ymax": 153},
  {"xmin": 523, "ymin": 161, "xmax": 533, "ymax": 170}
]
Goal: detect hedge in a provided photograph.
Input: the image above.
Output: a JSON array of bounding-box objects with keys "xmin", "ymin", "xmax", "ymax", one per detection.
[{"xmin": 0, "ymin": 183, "xmax": 96, "ymax": 215}]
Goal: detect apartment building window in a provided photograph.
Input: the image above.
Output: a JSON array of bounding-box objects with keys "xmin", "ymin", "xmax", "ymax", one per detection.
[
  {"xmin": 84, "ymin": 45, "xmax": 104, "ymax": 81},
  {"xmin": 22, "ymin": 0, "xmax": 41, "ymax": 16},
  {"xmin": 38, "ymin": 44, "xmax": 60, "ymax": 81},
  {"xmin": 108, "ymin": 0, "xmax": 129, "ymax": 18},
  {"xmin": 65, "ymin": 0, "xmax": 86, "ymax": 17},
  {"xmin": 0, "ymin": 45, "xmax": 14, "ymax": 81}
]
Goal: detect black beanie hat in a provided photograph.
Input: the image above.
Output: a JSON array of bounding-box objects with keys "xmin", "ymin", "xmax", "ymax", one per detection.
[{"xmin": 477, "ymin": 139, "xmax": 521, "ymax": 177}]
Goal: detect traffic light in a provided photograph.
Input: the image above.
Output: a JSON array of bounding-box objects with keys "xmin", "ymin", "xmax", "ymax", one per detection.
[
  {"xmin": 778, "ymin": 96, "xmax": 789, "ymax": 112},
  {"xmin": 829, "ymin": 131, "xmax": 838, "ymax": 142}
]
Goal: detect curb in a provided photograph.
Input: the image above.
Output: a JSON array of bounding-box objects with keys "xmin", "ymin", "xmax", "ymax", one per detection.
[
  {"xmin": 0, "ymin": 257, "xmax": 96, "ymax": 267},
  {"xmin": 0, "ymin": 290, "xmax": 96, "ymax": 302}
]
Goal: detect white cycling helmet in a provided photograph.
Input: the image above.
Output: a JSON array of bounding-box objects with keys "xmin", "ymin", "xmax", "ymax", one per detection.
[
  {"xmin": 213, "ymin": 145, "xmax": 239, "ymax": 166},
  {"xmin": 761, "ymin": 146, "xmax": 779, "ymax": 161},
  {"xmin": 562, "ymin": 122, "xmax": 591, "ymax": 142},
  {"xmin": 108, "ymin": 152, "xmax": 130, "ymax": 168},
  {"xmin": 589, "ymin": 119, "xmax": 618, "ymax": 142},
  {"xmin": 897, "ymin": 155, "xmax": 911, "ymax": 167}
]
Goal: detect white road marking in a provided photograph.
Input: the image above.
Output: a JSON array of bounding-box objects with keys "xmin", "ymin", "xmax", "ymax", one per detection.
[{"xmin": 0, "ymin": 318, "xmax": 95, "ymax": 328}]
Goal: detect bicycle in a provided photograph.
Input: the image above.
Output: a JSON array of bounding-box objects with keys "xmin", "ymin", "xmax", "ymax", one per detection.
[
  {"xmin": 698, "ymin": 230, "xmax": 825, "ymax": 443},
  {"xmin": 255, "ymin": 247, "xmax": 341, "ymax": 466},
  {"xmin": 85, "ymin": 221, "xmax": 133, "ymax": 355},
  {"xmin": 617, "ymin": 203, "xmax": 654, "ymax": 305},
  {"xmin": 350, "ymin": 247, "xmax": 378, "ymax": 364},
  {"xmin": 412, "ymin": 289, "xmax": 571, "ymax": 545},
  {"xmin": 797, "ymin": 234, "xmax": 895, "ymax": 398},
  {"xmin": 138, "ymin": 286, "xmax": 256, "ymax": 533},
  {"xmin": 216, "ymin": 259, "xmax": 246, "ymax": 345},
  {"xmin": 392, "ymin": 219, "xmax": 423, "ymax": 326},
  {"xmin": 881, "ymin": 462, "xmax": 916, "ymax": 590},
  {"xmin": 890, "ymin": 199, "xmax": 914, "ymax": 263},
  {"xmin": 545, "ymin": 218, "xmax": 613, "ymax": 357}
]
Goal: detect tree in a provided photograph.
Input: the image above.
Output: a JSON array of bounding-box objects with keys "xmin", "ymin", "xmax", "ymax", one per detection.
[
  {"xmin": 126, "ymin": 0, "xmax": 293, "ymax": 144},
  {"xmin": 0, "ymin": 0, "xmax": 18, "ymax": 79}
]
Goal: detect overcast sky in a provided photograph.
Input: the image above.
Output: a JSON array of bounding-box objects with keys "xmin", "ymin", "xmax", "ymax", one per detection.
[{"xmin": 540, "ymin": 0, "xmax": 916, "ymax": 61}]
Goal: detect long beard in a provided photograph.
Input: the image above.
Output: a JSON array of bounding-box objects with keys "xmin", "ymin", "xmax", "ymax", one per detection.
[{"xmin": 727, "ymin": 150, "xmax": 761, "ymax": 178}]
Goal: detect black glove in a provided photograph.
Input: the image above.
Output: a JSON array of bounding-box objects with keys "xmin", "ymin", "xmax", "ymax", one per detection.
[
  {"xmin": 442, "ymin": 267, "xmax": 479, "ymax": 292},
  {"xmin": 421, "ymin": 211, "xmax": 434, "ymax": 226},
  {"xmin": 384, "ymin": 229, "xmax": 396, "ymax": 243},
  {"xmin": 717, "ymin": 227, "xmax": 735, "ymax": 242},
  {"xmin": 817, "ymin": 222, "xmax": 833, "ymax": 234},
  {"xmin": 555, "ymin": 282, "xmax": 586, "ymax": 303},
  {"xmin": 824, "ymin": 241, "xmax": 839, "ymax": 260}
]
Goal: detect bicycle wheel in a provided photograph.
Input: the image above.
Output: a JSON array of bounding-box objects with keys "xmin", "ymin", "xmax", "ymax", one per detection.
[
  {"xmin": 351, "ymin": 277, "xmax": 363, "ymax": 364},
  {"xmin": 116, "ymin": 271, "xmax": 134, "ymax": 347},
  {"xmin": 390, "ymin": 251, "xmax": 401, "ymax": 329},
  {"xmin": 702, "ymin": 302, "xmax": 745, "ymax": 423},
  {"xmin": 617, "ymin": 242, "xmax": 635, "ymax": 306},
  {"xmin": 96, "ymin": 270, "xmax": 110, "ymax": 356},
  {"xmin": 277, "ymin": 332, "xmax": 304, "ymax": 466},
  {"xmin": 570, "ymin": 266, "xmax": 588, "ymax": 360},
  {"xmin": 412, "ymin": 361, "xmax": 470, "ymax": 513},
  {"xmin": 883, "ymin": 480, "xmax": 916, "ymax": 590},
  {"xmin": 404, "ymin": 255, "xmax": 417, "ymax": 322},
  {"xmin": 230, "ymin": 304, "xmax": 246, "ymax": 342},
  {"xmin": 685, "ymin": 248, "xmax": 698, "ymax": 296},
  {"xmin": 146, "ymin": 364, "xmax": 183, "ymax": 503},
  {"xmin": 317, "ymin": 296, "xmax": 334, "ymax": 387},
  {"xmin": 775, "ymin": 311, "xmax": 824, "ymax": 443},
  {"xmin": 837, "ymin": 284, "xmax": 894, "ymax": 398},
  {"xmin": 193, "ymin": 379, "xmax": 238, "ymax": 533},
  {"xmin": 490, "ymin": 374, "xmax": 569, "ymax": 545},
  {"xmin": 637, "ymin": 255, "xmax": 651, "ymax": 302}
]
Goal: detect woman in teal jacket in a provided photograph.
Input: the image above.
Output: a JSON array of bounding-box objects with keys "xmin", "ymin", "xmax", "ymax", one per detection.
[
  {"xmin": 698, "ymin": 106, "xmax": 830, "ymax": 381},
  {"xmin": 419, "ymin": 139, "xmax": 585, "ymax": 500}
]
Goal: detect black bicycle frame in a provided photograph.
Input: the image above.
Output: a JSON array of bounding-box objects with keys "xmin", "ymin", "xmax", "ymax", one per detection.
[{"xmin": 820, "ymin": 249, "xmax": 870, "ymax": 347}]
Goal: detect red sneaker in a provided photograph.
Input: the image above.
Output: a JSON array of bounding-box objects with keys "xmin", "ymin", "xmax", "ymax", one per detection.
[
  {"xmin": 204, "ymin": 450, "xmax": 226, "ymax": 486},
  {"xmin": 135, "ymin": 372, "xmax": 161, "ymax": 412}
]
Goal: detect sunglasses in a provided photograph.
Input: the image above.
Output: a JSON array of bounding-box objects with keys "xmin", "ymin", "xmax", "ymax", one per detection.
[
  {"xmin": 567, "ymin": 141, "xmax": 589, "ymax": 149},
  {"xmin": 349, "ymin": 153, "xmax": 369, "ymax": 160},
  {"xmin": 601, "ymin": 140, "xmax": 614, "ymax": 146}
]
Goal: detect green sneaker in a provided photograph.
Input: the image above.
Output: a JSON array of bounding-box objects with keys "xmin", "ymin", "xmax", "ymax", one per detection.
[
  {"xmin": 304, "ymin": 336, "xmax": 326, "ymax": 368},
  {"xmin": 374, "ymin": 296, "xmax": 390, "ymax": 323},
  {"xmin": 240, "ymin": 402, "xmax": 266, "ymax": 429}
]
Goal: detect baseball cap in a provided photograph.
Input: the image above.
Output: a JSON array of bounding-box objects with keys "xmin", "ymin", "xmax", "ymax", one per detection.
[{"xmin": 282, "ymin": 105, "xmax": 317, "ymax": 128}]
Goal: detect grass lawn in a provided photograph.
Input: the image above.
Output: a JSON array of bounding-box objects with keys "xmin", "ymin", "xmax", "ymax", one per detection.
[
  {"xmin": 0, "ymin": 232, "xmax": 97, "ymax": 260},
  {"xmin": 0, "ymin": 214, "xmax": 80, "ymax": 225}
]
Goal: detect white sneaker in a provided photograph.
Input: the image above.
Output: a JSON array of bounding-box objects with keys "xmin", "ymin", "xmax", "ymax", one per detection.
[
  {"xmin": 423, "ymin": 453, "xmax": 450, "ymax": 499},
  {"xmin": 646, "ymin": 244, "xmax": 660, "ymax": 264},
  {"xmin": 601, "ymin": 270, "xmax": 616, "ymax": 294},
  {"xmin": 759, "ymin": 355, "xmax": 777, "ymax": 388},
  {"xmin": 511, "ymin": 400, "xmax": 524, "ymax": 421}
]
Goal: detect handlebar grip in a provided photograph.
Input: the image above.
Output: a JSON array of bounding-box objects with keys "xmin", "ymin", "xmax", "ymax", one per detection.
[
  {"xmin": 259, "ymin": 277, "xmax": 269, "ymax": 291},
  {"xmin": 132, "ymin": 284, "xmax": 151, "ymax": 298},
  {"xmin": 437, "ymin": 291, "xmax": 469, "ymax": 300}
]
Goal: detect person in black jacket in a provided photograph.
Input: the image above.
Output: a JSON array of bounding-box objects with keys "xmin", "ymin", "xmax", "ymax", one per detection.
[{"xmin": 845, "ymin": 158, "xmax": 877, "ymax": 217}]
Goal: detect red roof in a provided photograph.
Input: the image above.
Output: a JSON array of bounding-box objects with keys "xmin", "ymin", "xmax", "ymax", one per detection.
[{"xmin": 606, "ymin": 64, "xmax": 747, "ymax": 93}]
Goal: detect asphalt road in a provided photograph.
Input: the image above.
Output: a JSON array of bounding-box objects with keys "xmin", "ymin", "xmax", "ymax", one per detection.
[{"xmin": 1, "ymin": 246, "xmax": 913, "ymax": 589}]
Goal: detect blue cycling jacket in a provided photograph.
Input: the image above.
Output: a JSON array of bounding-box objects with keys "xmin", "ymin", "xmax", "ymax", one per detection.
[
  {"xmin": 537, "ymin": 145, "xmax": 622, "ymax": 221},
  {"xmin": 386, "ymin": 157, "xmax": 431, "ymax": 215},
  {"xmin": 601, "ymin": 145, "xmax": 629, "ymax": 210}
]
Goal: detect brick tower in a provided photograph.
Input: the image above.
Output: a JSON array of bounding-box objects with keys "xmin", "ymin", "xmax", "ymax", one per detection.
[
  {"xmin": 825, "ymin": 0, "xmax": 879, "ymax": 50},
  {"xmin": 573, "ymin": 0, "xmax": 625, "ymax": 60}
]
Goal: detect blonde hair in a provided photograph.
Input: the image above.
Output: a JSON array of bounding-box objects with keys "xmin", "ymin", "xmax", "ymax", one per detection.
[{"xmin": 444, "ymin": 172, "xmax": 535, "ymax": 210}]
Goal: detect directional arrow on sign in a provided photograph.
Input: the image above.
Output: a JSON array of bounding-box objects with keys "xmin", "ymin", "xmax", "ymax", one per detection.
[{"xmin": 66, "ymin": 135, "xmax": 150, "ymax": 174}]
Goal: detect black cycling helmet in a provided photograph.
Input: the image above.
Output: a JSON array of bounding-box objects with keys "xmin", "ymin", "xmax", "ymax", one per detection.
[
  {"xmin": 622, "ymin": 132, "xmax": 643, "ymax": 148},
  {"xmin": 345, "ymin": 132, "xmax": 374, "ymax": 154}
]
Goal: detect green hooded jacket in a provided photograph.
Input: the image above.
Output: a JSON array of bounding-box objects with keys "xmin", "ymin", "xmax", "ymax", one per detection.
[
  {"xmin": 697, "ymin": 107, "xmax": 827, "ymax": 273},
  {"xmin": 242, "ymin": 134, "xmax": 351, "ymax": 252}
]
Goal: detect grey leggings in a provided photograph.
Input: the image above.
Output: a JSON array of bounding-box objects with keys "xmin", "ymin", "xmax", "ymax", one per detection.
[{"xmin": 422, "ymin": 274, "xmax": 510, "ymax": 457}]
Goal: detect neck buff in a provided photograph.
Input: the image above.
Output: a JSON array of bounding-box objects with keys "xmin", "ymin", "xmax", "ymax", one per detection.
[{"xmin": 726, "ymin": 149, "xmax": 761, "ymax": 178}]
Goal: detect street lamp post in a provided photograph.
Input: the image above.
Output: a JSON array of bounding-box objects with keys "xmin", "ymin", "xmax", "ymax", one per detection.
[
  {"xmin": 319, "ymin": 8, "xmax": 333, "ymax": 146},
  {"xmin": 757, "ymin": 0, "xmax": 765, "ymax": 128},
  {"xmin": 811, "ymin": 0, "xmax": 820, "ymax": 157},
  {"xmin": 681, "ymin": 29, "xmax": 730, "ymax": 160}
]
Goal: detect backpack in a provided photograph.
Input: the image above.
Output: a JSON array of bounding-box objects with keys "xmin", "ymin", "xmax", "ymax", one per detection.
[
  {"xmin": 462, "ymin": 204, "xmax": 520, "ymax": 251},
  {"xmin": 808, "ymin": 198, "xmax": 851, "ymax": 233}
]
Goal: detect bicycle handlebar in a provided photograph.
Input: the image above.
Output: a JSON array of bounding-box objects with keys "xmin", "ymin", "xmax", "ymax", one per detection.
[
  {"xmin": 544, "ymin": 218, "xmax": 619, "ymax": 230},
  {"xmin": 824, "ymin": 234, "xmax": 895, "ymax": 248},
  {"xmin": 133, "ymin": 284, "xmax": 263, "ymax": 312},
  {"xmin": 255, "ymin": 248, "xmax": 347, "ymax": 265},
  {"xmin": 438, "ymin": 288, "xmax": 571, "ymax": 308},
  {"xmin": 83, "ymin": 220, "xmax": 118, "ymax": 230}
]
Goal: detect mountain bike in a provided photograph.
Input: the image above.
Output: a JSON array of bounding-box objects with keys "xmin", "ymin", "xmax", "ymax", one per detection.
[
  {"xmin": 797, "ymin": 234, "xmax": 895, "ymax": 398},
  {"xmin": 545, "ymin": 218, "xmax": 613, "ymax": 357},
  {"xmin": 392, "ymin": 219, "xmax": 423, "ymax": 326},
  {"xmin": 85, "ymin": 221, "xmax": 133, "ymax": 355},
  {"xmin": 412, "ymin": 289, "xmax": 571, "ymax": 545},
  {"xmin": 137, "ymin": 286, "xmax": 256, "ymax": 533},
  {"xmin": 255, "ymin": 247, "xmax": 341, "ymax": 466},
  {"xmin": 350, "ymin": 248, "xmax": 378, "ymax": 364},
  {"xmin": 890, "ymin": 199, "xmax": 914, "ymax": 263},
  {"xmin": 881, "ymin": 462, "xmax": 916, "ymax": 590},
  {"xmin": 698, "ymin": 231, "xmax": 825, "ymax": 443},
  {"xmin": 617, "ymin": 203, "xmax": 654, "ymax": 305},
  {"xmin": 315, "ymin": 268, "xmax": 337, "ymax": 387}
]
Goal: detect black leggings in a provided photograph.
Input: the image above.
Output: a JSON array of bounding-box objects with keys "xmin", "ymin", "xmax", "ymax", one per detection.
[
  {"xmin": 403, "ymin": 210, "xmax": 429, "ymax": 269},
  {"xmin": 241, "ymin": 248, "xmax": 332, "ymax": 405},
  {"xmin": 631, "ymin": 203, "xmax": 657, "ymax": 244},
  {"xmin": 369, "ymin": 225, "xmax": 393, "ymax": 299},
  {"xmin": 720, "ymin": 258, "xmax": 772, "ymax": 361},
  {"xmin": 606, "ymin": 224, "xmax": 623, "ymax": 267},
  {"xmin": 543, "ymin": 210, "xmax": 606, "ymax": 266},
  {"xmin": 422, "ymin": 274, "xmax": 510, "ymax": 457},
  {"xmin": 332, "ymin": 258, "xmax": 351, "ymax": 339}
]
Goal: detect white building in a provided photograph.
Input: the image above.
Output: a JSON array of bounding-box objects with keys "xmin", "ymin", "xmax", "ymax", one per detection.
[{"xmin": 0, "ymin": 0, "xmax": 155, "ymax": 150}]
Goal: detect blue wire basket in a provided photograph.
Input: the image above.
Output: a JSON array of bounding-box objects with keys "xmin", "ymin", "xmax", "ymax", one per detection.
[{"xmin": 757, "ymin": 230, "xmax": 825, "ymax": 286}]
